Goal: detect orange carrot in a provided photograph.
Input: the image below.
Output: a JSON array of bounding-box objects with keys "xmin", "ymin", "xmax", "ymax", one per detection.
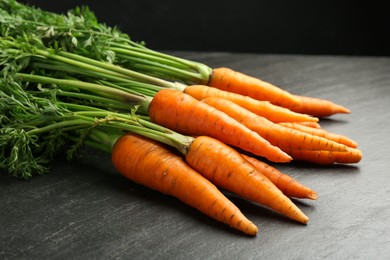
[
  {"xmin": 297, "ymin": 121, "xmax": 322, "ymax": 129},
  {"xmin": 202, "ymin": 97, "xmax": 350, "ymax": 153},
  {"xmin": 185, "ymin": 136, "xmax": 309, "ymax": 224},
  {"xmin": 208, "ymin": 67, "xmax": 301, "ymax": 108},
  {"xmin": 184, "ymin": 85, "xmax": 318, "ymax": 123},
  {"xmin": 283, "ymin": 148, "xmax": 363, "ymax": 164},
  {"xmin": 149, "ymin": 89, "xmax": 291, "ymax": 163},
  {"xmin": 287, "ymin": 95, "xmax": 350, "ymax": 117},
  {"xmin": 242, "ymin": 154, "xmax": 318, "ymax": 200},
  {"xmin": 112, "ymin": 133, "xmax": 258, "ymax": 235},
  {"xmin": 280, "ymin": 122, "xmax": 358, "ymax": 148}
]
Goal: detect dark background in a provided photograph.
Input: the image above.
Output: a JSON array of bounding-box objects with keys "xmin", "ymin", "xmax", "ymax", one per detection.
[{"xmin": 19, "ymin": 0, "xmax": 389, "ymax": 56}]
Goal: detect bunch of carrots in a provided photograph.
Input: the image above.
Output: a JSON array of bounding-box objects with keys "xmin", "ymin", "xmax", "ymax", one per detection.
[{"xmin": 0, "ymin": 0, "xmax": 362, "ymax": 236}]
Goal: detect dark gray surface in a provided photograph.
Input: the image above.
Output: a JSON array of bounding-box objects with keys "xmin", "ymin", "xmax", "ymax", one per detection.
[{"xmin": 1, "ymin": 53, "xmax": 390, "ymax": 259}]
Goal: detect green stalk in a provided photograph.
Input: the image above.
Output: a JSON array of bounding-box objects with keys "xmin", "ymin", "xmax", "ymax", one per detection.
[
  {"xmin": 83, "ymin": 127, "xmax": 122, "ymax": 153},
  {"xmin": 58, "ymin": 51, "xmax": 179, "ymax": 88},
  {"xmin": 116, "ymin": 54, "xmax": 201, "ymax": 84},
  {"xmin": 26, "ymin": 118, "xmax": 92, "ymax": 135},
  {"xmin": 1, "ymin": 0, "xmax": 212, "ymax": 85},
  {"xmin": 15, "ymin": 73, "xmax": 149, "ymax": 105},
  {"xmin": 54, "ymin": 90, "xmax": 133, "ymax": 111},
  {"xmin": 32, "ymin": 49, "xmax": 187, "ymax": 92},
  {"xmin": 20, "ymin": 104, "xmax": 194, "ymax": 158},
  {"xmin": 74, "ymin": 110, "xmax": 193, "ymax": 152},
  {"xmin": 34, "ymin": 49, "xmax": 145, "ymax": 83},
  {"xmin": 95, "ymin": 80, "xmax": 160, "ymax": 99},
  {"xmin": 109, "ymin": 43, "xmax": 212, "ymax": 83},
  {"xmin": 31, "ymin": 60, "xmax": 164, "ymax": 96},
  {"xmin": 111, "ymin": 46, "xmax": 193, "ymax": 70}
]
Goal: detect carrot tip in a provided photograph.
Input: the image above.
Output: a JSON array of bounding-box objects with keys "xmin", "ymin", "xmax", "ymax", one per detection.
[
  {"xmin": 307, "ymin": 192, "xmax": 318, "ymax": 200},
  {"xmin": 335, "ymin": 104, "xmax": 351, "ymax": 114},
  {"xmin": 301, "ymin": 216, "xmax": 309, "ymax": 225},
  {"xmin": 246, "ymin": 223, "xmax": 259, "ymax": 236},
  {"xmin": 350, "ymin": 141, "xmax": 358, "ymax": 148},
  {"xmin": 278, "ymin": 153, "xmax": 293, "ymax": 163}
]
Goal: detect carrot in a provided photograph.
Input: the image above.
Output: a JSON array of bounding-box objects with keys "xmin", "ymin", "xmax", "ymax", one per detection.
[
  {"xmin": 242, "ymin": 155, "xmax": 318, "ymax": 200},
  {"xmin": 287, "ymin": 95, "xmax": 351, "ymax": 117},
  {"xmin": 297, "ymin": 121, "xmax": 322, "ymax": 129},
  {"xmin": 184, "ymin": 85, "xmax": 318, "ymax": 123},
  {"xmin": 185, "ymin": 136, "xmax": 309, "ymax": 224},
  {"xmin": 208, "ymin": 67, "xmax": 301, "ymax": 108},
  {"xmin": 207, "ymin": 68, "xmax": 349, "ymax": 117},
  {"xmin": 282, "ymin": 148, "xmax": 363, "ymax": 164},
  {"xmin": 202, "ymin": 97, "xmax": 350, "ymax": 153},
  {"xmin": 280, "ymin": 122, "xmax": 358, "ymax": 148},
  {"xmin": 149, "ymin": 89, "xmax": 292, "ymax": 163},
  {"xmin": 112, "ymin": 133, "xmax": 258, "ymax": 235}
]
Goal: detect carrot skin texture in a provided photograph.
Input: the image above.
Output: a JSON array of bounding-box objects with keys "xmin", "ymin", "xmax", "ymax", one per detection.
[
  {"xmin": 202, "ymin": 97, "xmax": 350, "ymax": 152},
  {"xmin": 280, "ymin": 122, "xmax": 358, "ymax": 148},
  {"xmin": 185, "ymin": 85, "xmax": 317, "ymax": 123},
  {"xmin": 243, "ymin": 155, "xmax": 318, "ymax": 200},
  {"xmin": 297, "ymin": 122, "xmax": 322, "ymax": 129},
  {"xmin": 149, "ymin": 89, "xmax": 291, "ymax": 163},
  {"xmin": 185, "ymin": 136, "xmax": 309, "ymax": 224},
  {"xmin": 288, "ymin": 95, "xmax": 351, "ymax": 117},
  {"xmin": 283, "ymin": 148, "xmax": 363, "ymax": 164},
  {"xmin": 208, "ymin": 67, "xmax": 301, "ymax": 108},
  {"xmin": 112, "ymin": 134, "xmax": 258, "ymax": 236}
]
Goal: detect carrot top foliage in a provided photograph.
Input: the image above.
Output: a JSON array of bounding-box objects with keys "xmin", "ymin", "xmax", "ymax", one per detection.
[
  {"xmin": 0, "ymin": 33, "xmax": 195, "ymax": 178},
  {"xmin": 0, "ymin": 72, "xmax": 194, "ymax": 179},
  {"xmin": 0, "ymin": 0, "xmax": 201, "ymax": 179},
  {"xmin": 0, "ymin": 0, "xmax": 212, "ymax": 84}
]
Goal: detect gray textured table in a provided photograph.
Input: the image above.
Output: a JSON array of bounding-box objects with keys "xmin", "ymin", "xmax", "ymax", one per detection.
[{"xmin": 1, "ymin": 52, "xmax": 389, "ymax": 259}]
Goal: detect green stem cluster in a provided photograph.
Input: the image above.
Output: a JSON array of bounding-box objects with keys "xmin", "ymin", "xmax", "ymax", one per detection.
[
  {"xmin": 0, "ymin": 0, "xmax": 212, "ymax": 84},
  {"xmin": 0, "ymin": 0, "xmax": 207, "ymax": 179},
  {"xmin": 0, "ymin": 77, "xmax": 193, "ymax": 178}
]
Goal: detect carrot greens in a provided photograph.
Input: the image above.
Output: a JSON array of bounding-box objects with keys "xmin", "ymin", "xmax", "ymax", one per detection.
[
  {"xmin": 0, "ymin": 70, "xmax": 193, "ymax": 179},
  {"xmin": 0, "ymin": 0, "xmax": 211, "ymax": 84}
]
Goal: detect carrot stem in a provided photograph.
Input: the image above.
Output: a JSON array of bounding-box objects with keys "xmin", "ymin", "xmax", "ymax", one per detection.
[{"xmin": 16, "ymin": 73, "xmax": 147, "ymax": 104}]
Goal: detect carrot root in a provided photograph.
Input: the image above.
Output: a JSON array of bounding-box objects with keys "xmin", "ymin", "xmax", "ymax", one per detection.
[
  {"xmin": 280, "ymin": 122, "xmax": 358, "ymax": 148},
  {"xmin": 297, "ymin": 122, "xmax": 322, "ymax": 129},
  {"xmin": 112, "ymin": 133, "xmax": 258, "ymax": 236},
  {"xmin": 149, "ymin": 89, "xmax": 292, "ymax": 163},
  {"xmin": 243, "ymin": 154, "xmax": 318, "ymax": 200},
  {"xmin": 186, "ymin": 136, "xmax": 309, "ymax": 224},
  {"xmin": 201, "ymin": 97, "xmax": 351, "ymax": 153},
  {"xmin": 185, "ymin": 84, "xmax": 318, "ymax": 123},
  {"xmin": 283, "ymin": 148, "xmax": 363, "ymax": 164},
  {"xmin": 208, "ymin": 67, "xmax": 301, "ymax": 108},
  {"xmin": 288, "ymin": 95, "xmax": 351, "ymax": 117}
]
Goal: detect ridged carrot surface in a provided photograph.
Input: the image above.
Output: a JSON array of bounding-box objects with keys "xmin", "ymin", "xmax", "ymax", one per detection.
[
  {"xmin": 208, "ymin": 67, "xmax": 301, "ymax": 108},
  {"xmin": 149, "ymin": 89, "xmax": 291, "ymax": 163},
  {"xmin": 243, "ymin": 155, "xmax": 318, "ymax": 200},
  {"xmin": 202, "ymin": 97, "xmax": 350, "ymax": 153},
  {"xmin": 112, "ymin": 133, "xmax": 258, "ymax": 235},
  {"xmin": 184, "ymin": 84, "xmax": 317, "ymax": 123},
  {"xmin": 282, "ymin": 148, "xmax": 363, "ymax": 165},
  {"xmin": 185, "ymin": 136, "xmax": 309, "ymax": 224},
  {"xmin": 287, "ymin": 95, "xmax": 351, "ymax": 117},
  {"xmin": 280, "ymin": 122, "xmax": 358, "ymax": 148},
  {"xmin": 297, "ymin": 121, "xmax": 322, "ymax": 129}
]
